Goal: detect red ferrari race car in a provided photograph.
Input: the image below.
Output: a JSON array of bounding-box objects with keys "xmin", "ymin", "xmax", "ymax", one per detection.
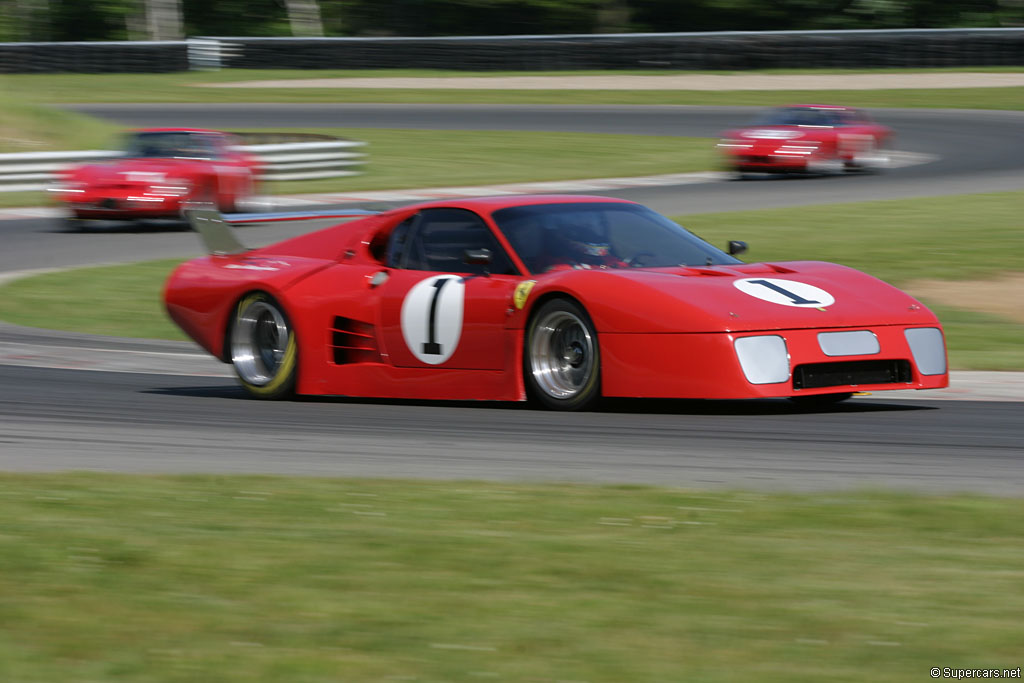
[
  {"xmin": 52, "ymin": 128, "xmax": 259, "ymax": 229},
  {"xmin": 164, "ymin": 195, "xmax": 948, "ymax": 410},
  {"xmin": 718, "ymin": 104, "xmax": 892, "ymax": 177}
]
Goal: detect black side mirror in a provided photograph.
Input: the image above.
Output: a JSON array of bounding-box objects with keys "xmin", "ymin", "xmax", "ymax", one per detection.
[
  {"xmin": 727, "ymin": 240, "xmax": 748, "ymax": 256},
  {"xmin": 463, "ymin": 248, "xmax": 493, "ymax": 265}
]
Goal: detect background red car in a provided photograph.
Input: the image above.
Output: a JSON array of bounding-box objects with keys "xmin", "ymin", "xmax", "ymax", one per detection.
[
  {"xmin": 164, "ymin": 195, "xmax": 948, "ymax": 411},
  {"xmin": 718, "ymin": 104, "xmax": 892, "ymax": 177},
  {"xmin": 53, "ymin": 128, "xmax": 260, "ymax": 229}
]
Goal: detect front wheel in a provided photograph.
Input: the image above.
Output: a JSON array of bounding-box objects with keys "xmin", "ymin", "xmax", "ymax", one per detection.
[
  {"xmin": 230, "ymin": 292, "xmax": 298, "ymax": 399},
  {"xmin": 61, "ymin": 216, "xmax": 89, "ymax": 232},
  {"xmin": 524, "ymin": 298, "xmax": 601, "ymax": 411}
]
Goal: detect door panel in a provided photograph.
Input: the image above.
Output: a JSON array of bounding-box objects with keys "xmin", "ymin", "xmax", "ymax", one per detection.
[{"xmin": 379, "ymin": 270, "xmax": 519, "ymax": 370}]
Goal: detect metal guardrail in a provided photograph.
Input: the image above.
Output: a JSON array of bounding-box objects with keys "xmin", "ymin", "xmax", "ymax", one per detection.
[
  {"xmin": 0, "ymin": 40, "xmax": 188, "ymax": 73},
  {"xmin": 2, "ymin": 29, "xmax": 1022, "ymax": 73},
  {"xmin": 0, "ymin": 139, "xmax": 367, "ymax": 192},
  {"xmin": 201, "ymin": 29, "xmax": 1024, "ymax": 70}
]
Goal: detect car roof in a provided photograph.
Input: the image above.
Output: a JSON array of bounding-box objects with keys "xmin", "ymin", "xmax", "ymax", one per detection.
[
  {"xmin": 131, "ymin": 127, "xmax": 226, "ymax": 135},
  {"xmin": 785, "ymin": 104, "xmax": 859, "ymax": 111},
  {"xmin": 397, "ymin": 194, "xmax": 639, "ymax": 213}
]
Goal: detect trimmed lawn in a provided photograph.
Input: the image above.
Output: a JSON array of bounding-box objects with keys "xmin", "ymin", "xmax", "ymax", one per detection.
[
  {"xmin": 2, "ymin": 67, "xmax": 1023, "ymax": 108},
  {"xmin": 0, "ymin": 473, "xmax": 1022, "ymax": 682}
]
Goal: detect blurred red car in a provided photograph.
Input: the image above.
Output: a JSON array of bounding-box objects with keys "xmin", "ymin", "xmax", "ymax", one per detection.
[
  {"xmin": 52, "ymin": 128, "xmax": 259, "ymax": 228},
  {"xmin": 718, "ymin": 105, "xmax": 891, "ymax": 177}
]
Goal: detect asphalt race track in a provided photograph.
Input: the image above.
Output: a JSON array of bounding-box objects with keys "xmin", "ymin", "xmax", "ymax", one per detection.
[{"xmin": 2, "ymin": 105, "xmax": 1023, "ymax": 493}]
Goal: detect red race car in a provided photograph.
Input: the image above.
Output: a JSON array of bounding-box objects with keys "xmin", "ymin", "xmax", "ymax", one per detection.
[
  {"xmin": 52, "ymin": 128, "xmax": 259, "ymax": 229},
  {"xmin": 164, "ymin": 195, "xmax": 948, "ymax": 410},
  {"xmin": 718, "ymin": 104, "xmax": 891, "ymax": 177}
]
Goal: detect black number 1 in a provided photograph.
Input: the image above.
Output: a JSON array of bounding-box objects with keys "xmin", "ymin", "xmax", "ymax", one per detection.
[
  {"xmin": 422, "ymin": 278, "xmax": 450, "ymax": 355},
  {"xmin": 749, "ymin": 279, "xmax": 820, "ymax": 305}
]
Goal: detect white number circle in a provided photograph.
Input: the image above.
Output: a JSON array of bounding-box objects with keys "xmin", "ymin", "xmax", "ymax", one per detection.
[
  {"xmin": 401, "ymin": 275, "xmax": 465, "ymax": 365},
  {"xmin": 734, "ymin": 278, "xmax": 835, "ymax": 308}
]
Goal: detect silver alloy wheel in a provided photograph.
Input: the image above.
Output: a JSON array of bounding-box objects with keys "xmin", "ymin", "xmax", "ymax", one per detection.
[
  {"xmin": 529, "ymin": 309, "xmax": 596, "ymax": 399},
  {"xmin": 232, "ymin": 299, "xmax": 290, "ymax": 386}
]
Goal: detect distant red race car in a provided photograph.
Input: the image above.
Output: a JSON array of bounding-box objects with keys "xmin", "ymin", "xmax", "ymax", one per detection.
[
  {"xmin": 52, "ymin": 128, "xmax": 259, "ymax": 229},
  {"xmin": 164, "ymin": 195, "xmax": 948, "ymax": 410},
  {"xmin": 718, "ymin": 105, "xmax": 892, "ymax": 177}
]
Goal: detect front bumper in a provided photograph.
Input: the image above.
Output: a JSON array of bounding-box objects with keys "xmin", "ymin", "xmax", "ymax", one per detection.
[
  {"xmin": 55, "ymin": 190, "xmax": 188, "ymax": 219},
  {"xmin": 601, "ymin": 325, "xmax": 948, "ymax": 400}
]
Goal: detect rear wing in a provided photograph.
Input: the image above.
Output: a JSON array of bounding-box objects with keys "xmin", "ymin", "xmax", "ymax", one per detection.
[{"xmin": 184, "ymin": 206, "xmax": 381, "ymax": 256}]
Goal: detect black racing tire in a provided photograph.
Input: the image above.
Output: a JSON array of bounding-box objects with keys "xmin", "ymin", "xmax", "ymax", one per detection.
[
  {"xmin": 524, "ymin": 298, "xmax": 601, "ymax": 411},
  {"xmin": 61, "ymin": 217, "xmax": 88, "ymax": 232},
  {"xmin": 846, "ymin": 139, "xmax": 889, "ymax": 174},
  {"xmin": 229, "ymin": 292, "xmax": 298, "ymax": 400},
  {"xmin": 788, "ymin": 392, "xmax": 853, "ymax": 408}
]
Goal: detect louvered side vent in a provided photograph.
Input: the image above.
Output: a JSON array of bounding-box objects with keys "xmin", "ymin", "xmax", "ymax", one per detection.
[{"xmin": 330, "ymin": 316, "xmax": 380, "ymax": 365}]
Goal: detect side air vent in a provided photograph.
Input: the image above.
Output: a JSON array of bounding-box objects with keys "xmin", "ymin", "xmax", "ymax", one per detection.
[
  {"xmin": 792, "ymin": 359, "xmax": 912, "ymax": 390},
  {"xmin": 330, "ymin": 316, "xmax": 380, "ymax": 365}
]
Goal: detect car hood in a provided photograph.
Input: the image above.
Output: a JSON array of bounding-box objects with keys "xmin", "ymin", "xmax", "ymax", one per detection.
[
  {"xmin": 541, "ymin": 261, "xmax": 938, "ymax": 334},
  {"xmin": 69, "ymin": 157, "xmax": 209, "ymax": 185},
  {"xmin": 723, "ymin": 125, "xmax": 831, "ymax": 142}
]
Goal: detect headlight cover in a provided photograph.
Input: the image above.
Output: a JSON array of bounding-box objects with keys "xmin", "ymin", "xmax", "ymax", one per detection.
[
  {"xmin": 904, "ymin": 327, "xmax": 947, "ymax": 376},
  {"xmin": 734, "ymin": 335, "xmax": 790, "ymax": 385}
]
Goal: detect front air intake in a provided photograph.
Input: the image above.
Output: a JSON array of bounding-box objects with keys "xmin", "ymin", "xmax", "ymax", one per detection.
[{"xmin": 792, "ymin": 359, "xmax": 912, "ymax": 390}]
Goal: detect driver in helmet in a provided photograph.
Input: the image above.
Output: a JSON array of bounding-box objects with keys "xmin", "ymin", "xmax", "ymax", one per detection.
[{"xmin": 538, "ymin": 220, "xmax": 627, "ymax": 272}]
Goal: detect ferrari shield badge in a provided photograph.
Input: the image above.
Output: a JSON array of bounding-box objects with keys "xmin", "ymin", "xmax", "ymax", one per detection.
[{"xmin": 513, "ymin": 280, "xmax": 537, "ymax": 310}]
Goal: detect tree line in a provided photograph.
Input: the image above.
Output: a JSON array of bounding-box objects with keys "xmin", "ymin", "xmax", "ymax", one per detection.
[{"xmin": 2, "ymin": 0, "xmax": 1020, "ymax": 43}]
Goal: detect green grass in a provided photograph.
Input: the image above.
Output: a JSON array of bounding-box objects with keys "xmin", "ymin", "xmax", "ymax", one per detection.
[
  {"xmin": 0, "ymin": 128, "xmax": 716, "ymax": 209},
  {"xmin": 0, "ymin": 99, "xmax": 119, "ymax": 152},
  {"xmin": 262, "ymin": 128, "xmax": 716, "ymax": 195},
  {"xmin": 1, "ymin": 473, "xmax": 1022, "ymax": 682},
  {"xmin": 681, "ymin": 191, "xmax": 1024, "ymax": 283},
  {"xmin": 1, "ymin": 191, "xmax": 1022, "ymax": 369},
  {"xmin": 0, "ymin": 259, "xmax": 187, "ymax": 340},
  {"xmin": 2, "ymin": 68, "xmax": 1022, "ymax": 108}
]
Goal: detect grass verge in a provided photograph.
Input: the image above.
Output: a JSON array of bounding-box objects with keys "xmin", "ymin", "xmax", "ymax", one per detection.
[
  {"xmin": 1, "ymin": 473, "xmax": 1021, "ymax": 682},
  {"xmin": 0, "ymin": 259, "xmax": 187, "ymax": 340},
  {"xmin": 0, "ymin": 100, "xmax": 118, "ymax": 152},
  {"xmin": 260, "ymin": 128, "xmax": 715, "ymax": 196},
  {"xmin": 1, "ymin": 191, "xmax": 1022, "ymax": 369},
  {"xmin": 3, "ymin": 67, "xmax": 1023, "ymax": 108}
]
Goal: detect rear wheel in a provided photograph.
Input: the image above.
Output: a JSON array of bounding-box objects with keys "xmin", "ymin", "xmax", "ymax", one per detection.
[
  {"xmin": 524, "ymin": 298, "xmax": 601, "ymax": 411},
  {"xmin": 230, "ymin": 293, "xmax": 297, "ymax": 399}
]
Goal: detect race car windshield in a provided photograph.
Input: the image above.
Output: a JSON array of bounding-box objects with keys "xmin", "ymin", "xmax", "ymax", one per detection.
[
  {"xmin": 493, "ymin": 202, "xmax": 742, "ymax": 274},
  {"xmin": 751, "ymin": 107, "xmax": 852, "ymax": 127},
  {"xmin": 123, "ymin": 132, "xmax": 220, "ymax": 160}
]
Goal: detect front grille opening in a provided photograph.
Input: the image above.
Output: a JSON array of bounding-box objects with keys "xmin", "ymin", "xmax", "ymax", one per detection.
[
  {"xmin": 793, "ymin": 359, "xmax": 912, "ymax": 390},
  {"xmin": 330, "ymin": 316, "xmax": 379, "ymax": 365}
]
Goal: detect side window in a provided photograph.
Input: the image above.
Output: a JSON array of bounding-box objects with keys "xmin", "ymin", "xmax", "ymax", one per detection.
[
  {"xmin": 404, "ymin": 209, "xmax": 516, "ymax": 275},
  {"xmin": 386, "ymin": 217, "xmax": 415, "ymax": 268},
  {"xmin": 199, "ymin": 134, "xmax": 224, "ymax": 159}
]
